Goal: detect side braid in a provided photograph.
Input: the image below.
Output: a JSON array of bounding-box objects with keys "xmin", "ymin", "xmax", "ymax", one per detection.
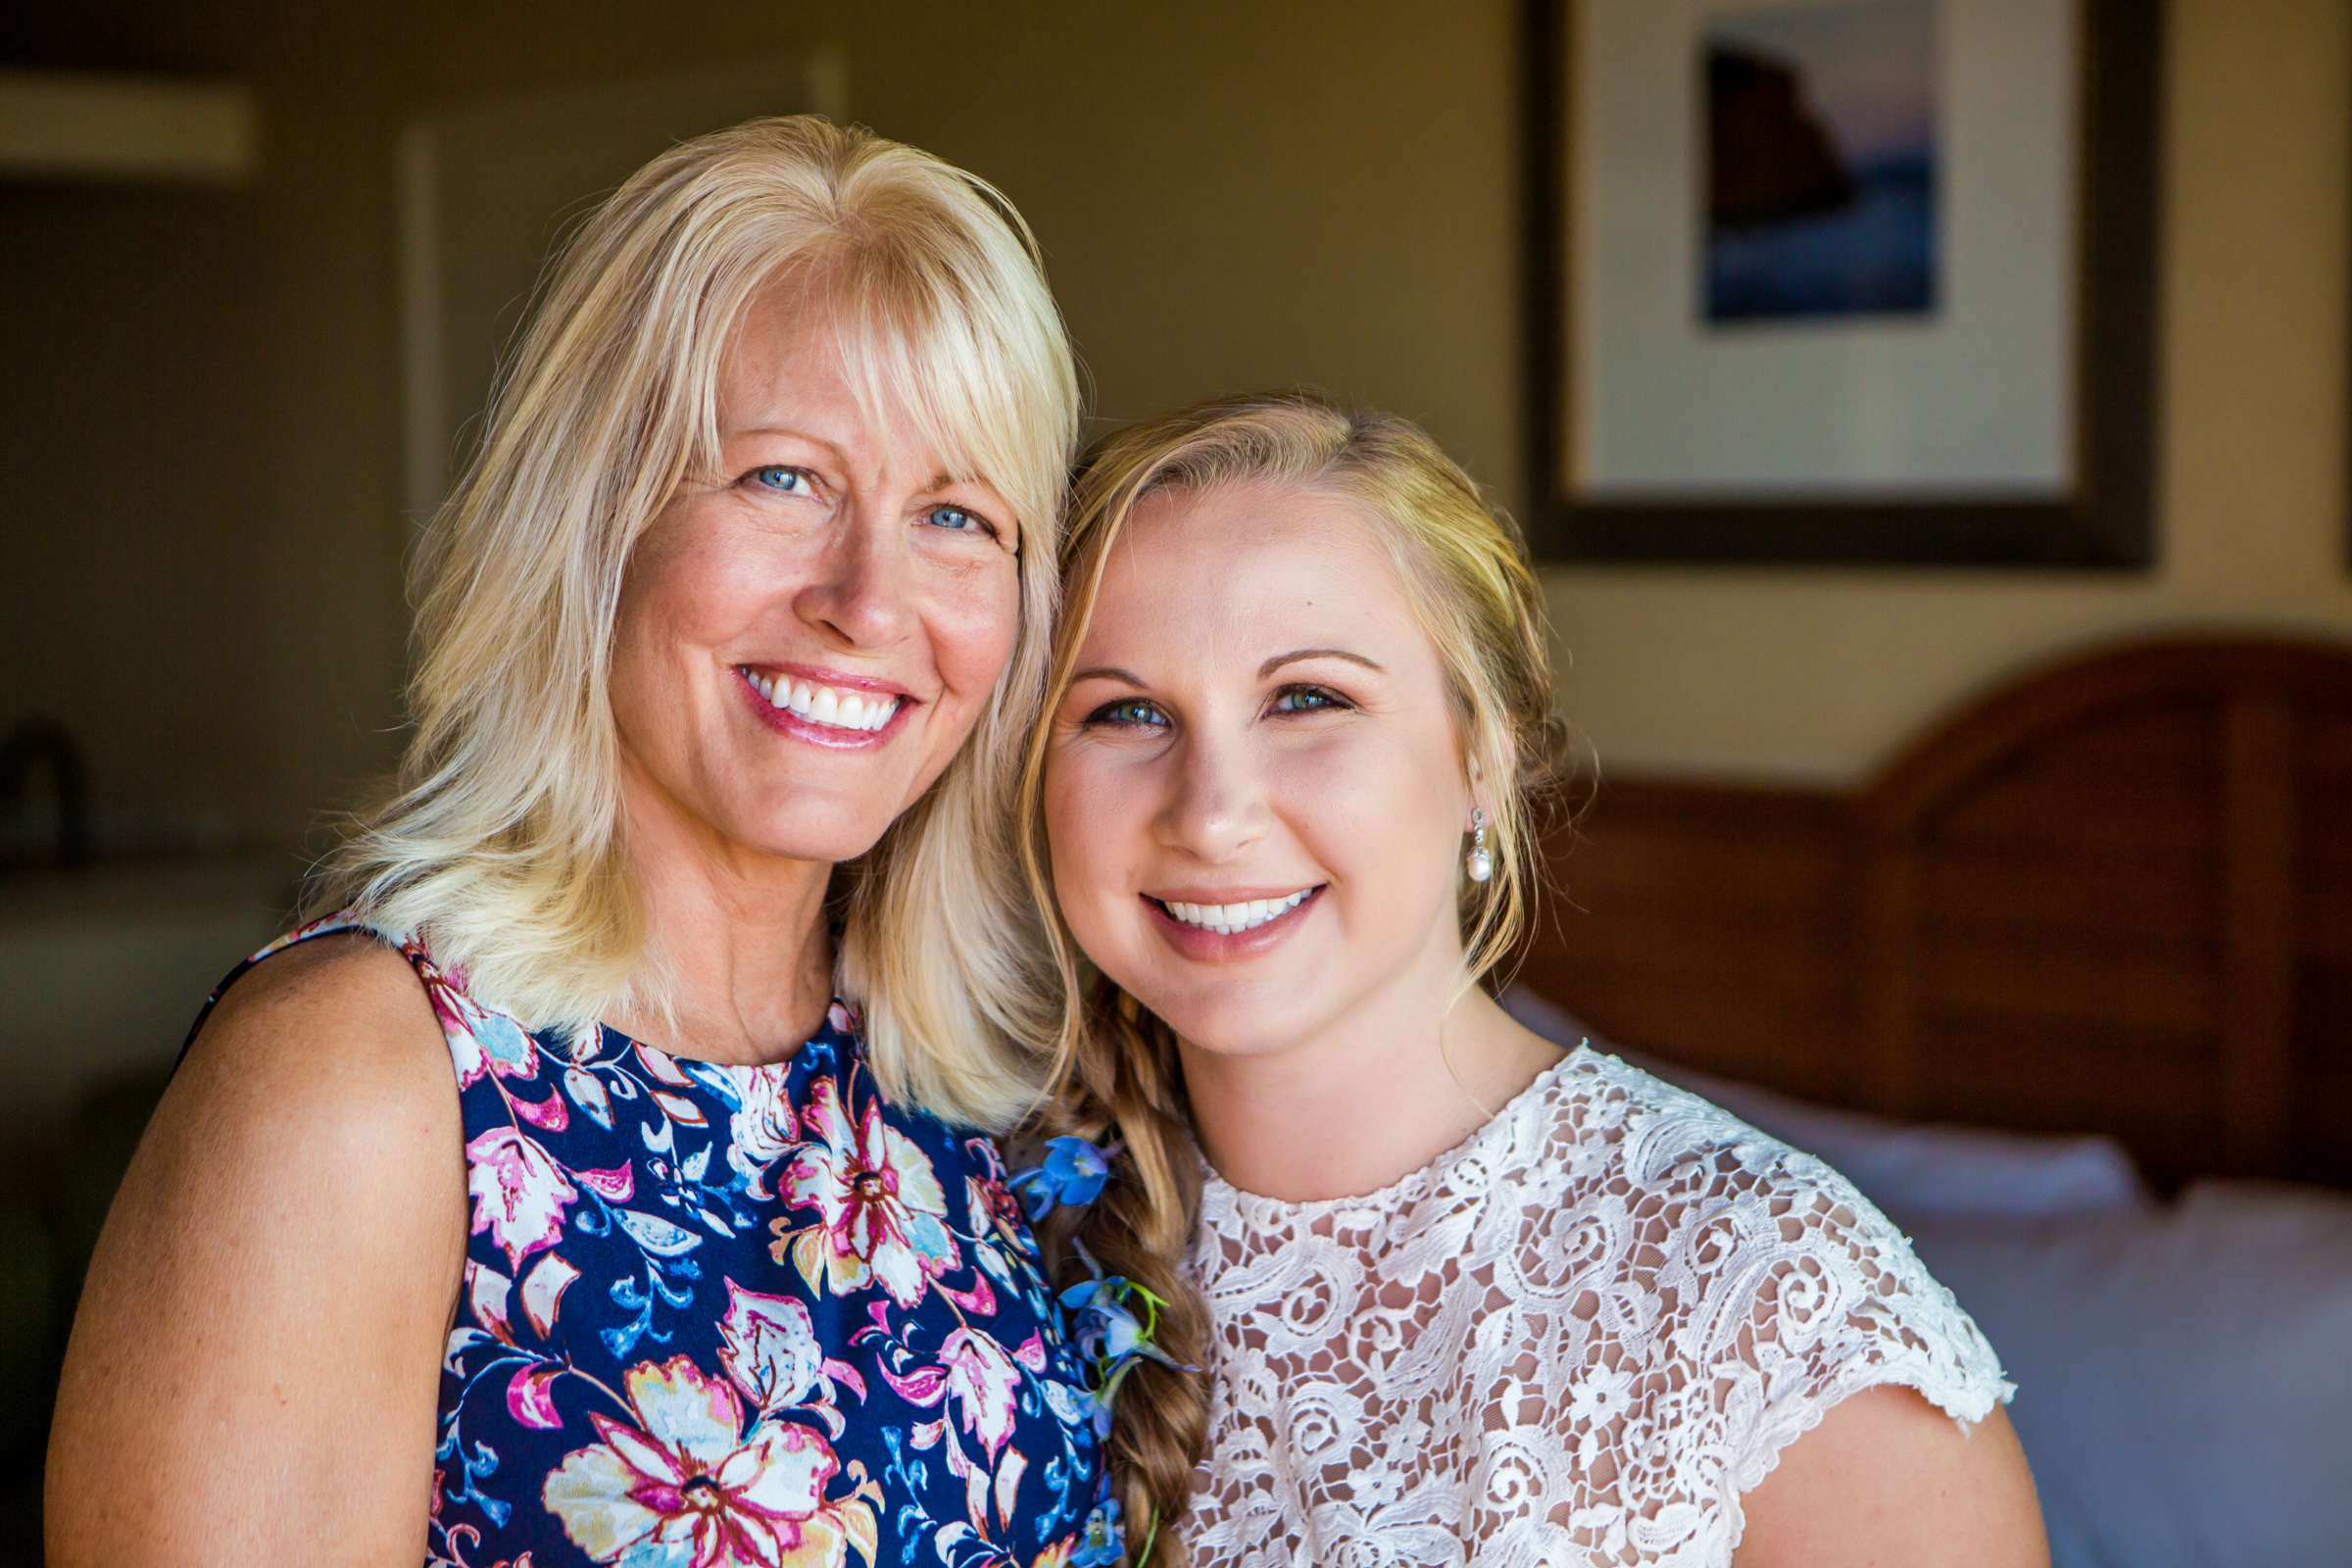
[{"xmin": 1031, "ymin": 980, "xmax": 1209, "ymax": 1564}]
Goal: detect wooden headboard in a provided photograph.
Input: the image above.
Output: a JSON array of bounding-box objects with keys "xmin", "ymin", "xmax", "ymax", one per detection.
[{"xmin": 1517, "ymin": 635, "xmax": 2352, "ymax": 1192}]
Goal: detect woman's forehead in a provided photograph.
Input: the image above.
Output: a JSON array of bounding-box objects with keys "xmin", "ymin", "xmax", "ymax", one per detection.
[
  {"xmin": 715, "ymin": 273, "xmax": 1023, "ymax": 500},
  {"xmin": 1090, "ymin": 483, "xmax": 1419, "ymax": 653}
]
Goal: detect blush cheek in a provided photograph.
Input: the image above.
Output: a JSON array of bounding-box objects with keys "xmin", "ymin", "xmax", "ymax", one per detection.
[
  {"xmin": 623, "ymin": 506, "xmax": 784, "ymax": 665},
  {"xmin": 1276, "ymin": 732, "xmax": 1451, "ymax": 950},
  {"xmin": 910, "ymin": 570, "xmax": 1021, "ymax": 764},
  {"xmin": 1043, "ymin": 757, "xmax": 1139, "ymax": 979},
  {"xmin": 610, "ymin": 579, "xmax": 701, "ymax": 774}
]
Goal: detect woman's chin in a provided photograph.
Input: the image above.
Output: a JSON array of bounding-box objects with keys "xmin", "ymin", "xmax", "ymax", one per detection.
[
  {"xmin": 1150, "ymin": 987, "xmax": 1339, "ymax": 1064},
  {"xmin": 710, "ymin": 807, "xmax": 894, "ymax": 870}
]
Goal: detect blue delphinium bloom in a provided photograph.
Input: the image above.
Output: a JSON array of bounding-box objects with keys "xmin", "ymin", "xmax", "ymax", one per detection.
[
  {"xmin": 1009, "ymin": 1135, "xmax": 1113, "ymax": 1220},
  {"xmin": 1072, "ymin": 1495, "xmax": 1125, "ymax": 1567},
  {"xmin": 1061, "ymin": 1277, "xmax": 1154, "ymax": 1368},
  {"xmin": 1060, "ymin": 1264, "xmax": 1197, "ymax": 1406}
]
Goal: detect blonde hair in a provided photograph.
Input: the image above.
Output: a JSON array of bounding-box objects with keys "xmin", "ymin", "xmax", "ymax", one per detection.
[
  {"xmin": 318, "ymin": 116, "xmax": 1077, "ymax": 1130},
  {"xmin": 1016, "ymin": 391, "xmax": 1571, "ymax": 1556}
]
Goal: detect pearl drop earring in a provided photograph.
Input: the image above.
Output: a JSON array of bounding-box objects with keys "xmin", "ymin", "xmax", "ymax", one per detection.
[{"xmin": 1465, "ymin": 808, "xmax": 1494, "ymax": 884}]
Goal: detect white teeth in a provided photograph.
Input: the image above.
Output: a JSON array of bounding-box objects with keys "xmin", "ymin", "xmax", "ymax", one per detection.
[
  {"xmin": 1161, "ymin": 889, "xmax": 1312, "ymax": 933},
  {"xmin": 747, "ymin": 670, "xmax": 900, "ymax": 732}
]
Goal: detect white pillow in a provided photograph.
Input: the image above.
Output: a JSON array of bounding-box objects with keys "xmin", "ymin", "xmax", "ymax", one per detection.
[
  {"xmin": 1904, "ymin": 1182, "xmax": 2352, "ymax": 1568},
  {"xmin": 1498, "ymin": 987, "xmax": 2151, "ymax": 1221}
]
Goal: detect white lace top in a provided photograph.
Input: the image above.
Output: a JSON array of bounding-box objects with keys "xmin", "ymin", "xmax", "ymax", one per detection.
[{"xmin": 1182, "ymin": 1046, "xmax": 2013, "ymax": 1567}]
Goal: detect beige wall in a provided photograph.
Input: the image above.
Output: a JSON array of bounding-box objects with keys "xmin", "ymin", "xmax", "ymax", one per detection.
[{"xmin": 2, "ymin": 0, "xmax": 2343, "ymax": 849}]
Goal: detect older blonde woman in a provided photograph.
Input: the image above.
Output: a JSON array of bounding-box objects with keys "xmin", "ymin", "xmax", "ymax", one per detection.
[{"xmin": 48, "ymin": 119, "xmax": 1106, "ymax": 1568}]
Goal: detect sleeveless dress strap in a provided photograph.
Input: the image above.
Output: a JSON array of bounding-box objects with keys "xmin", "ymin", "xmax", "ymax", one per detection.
[{"xmin": 178, "ymin": 908, "xmax": 411, "ymax": 1065}]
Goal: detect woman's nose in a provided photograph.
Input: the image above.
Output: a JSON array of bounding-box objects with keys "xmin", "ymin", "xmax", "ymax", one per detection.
[
  {"xmin": 1155, "ymin": 731, "xmax": 1268, "ymax": 862},
  {"xmin": 795, "ymin": 507, "xmax": 915, "ymax": 651}
]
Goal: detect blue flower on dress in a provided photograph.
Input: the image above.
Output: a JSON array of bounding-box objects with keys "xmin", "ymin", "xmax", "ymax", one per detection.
[{"xmin": 1009, "ymin": 1137, "xmax": 1113, "ymax": 1220}]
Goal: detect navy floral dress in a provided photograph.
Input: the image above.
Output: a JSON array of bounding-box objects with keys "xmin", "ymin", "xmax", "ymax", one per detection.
[{"xmin": 192, "ymin": 915, "xmax": 1104, "ymax": 1568}]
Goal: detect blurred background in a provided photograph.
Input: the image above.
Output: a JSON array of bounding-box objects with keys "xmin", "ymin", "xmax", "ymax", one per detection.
[{"xmin": 3, "ymin": 1, "xmax": 2349, "ymax": 1564}]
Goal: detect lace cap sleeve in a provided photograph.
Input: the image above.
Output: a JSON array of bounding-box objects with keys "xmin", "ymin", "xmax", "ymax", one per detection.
[
  {"xmin": 1625, "ymin": 1085, "xmax": 2016, "ymax": 1543},
  {"xmin": 1182, "ymin": 1050, "xmax": 2015, "ymax": 1568}
]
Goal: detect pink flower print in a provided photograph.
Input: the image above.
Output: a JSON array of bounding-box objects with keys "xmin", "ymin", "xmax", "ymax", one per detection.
[
  {"xmin": 466, "ymin": 1127, "xmax": 577, "ymax": 1270},
  {"xmin": 466, "ymin": 1259, "xmax": 515, "ymax": 1344},
  {"xmin": 727, "ymin": 1069, "xmax": 799, "ymax": 1199},
  {"xmin": 966, "ymin": 1165, "xmax": 1028, "ymax": 1253},
  {"xmin": 779, "ymin": 1078, "xmax": 959, "ymax": 1308},
  {"xmin": 716, "ymin": 1282, "xmax": 823, "ymax": 1416},
  {"xmin": 939, "ymin": 1327, "xmax": 1022, "ymax": 1461},
  {"xmin": 520, "ymin": 1252, "xmax": 582, "ymax": 1340},
  {"xmin": 507, "ymin": 1363, "xmax": 566, "ymax": 1430},
  {"xmin": 423, "ymin": 957, "xmax": 544, "ymax": 1088},
  {"xmin": 542, "ymin": 1356, "xmax": 880, "ymax": 1568}
]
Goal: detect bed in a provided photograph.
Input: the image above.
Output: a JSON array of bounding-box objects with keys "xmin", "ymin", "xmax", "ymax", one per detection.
[{"xmin": 1507, "ymin": 632, "xmax": 2352, "ymax": 1568}]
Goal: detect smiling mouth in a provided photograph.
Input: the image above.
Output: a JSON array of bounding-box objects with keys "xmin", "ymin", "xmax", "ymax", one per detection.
[
  {"xmin": 1146, "ymin": 887, "xmax": 1323, "ymax": 935},
  {"xmin": 739, "ymin": 667, "xmax": 905, "ymax": 734}
]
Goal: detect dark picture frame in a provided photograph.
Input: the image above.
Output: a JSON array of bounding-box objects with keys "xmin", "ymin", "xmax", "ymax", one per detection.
[{"xmin": 1521, "ymin": 0, "xmax": 2164, "ymax": 567}]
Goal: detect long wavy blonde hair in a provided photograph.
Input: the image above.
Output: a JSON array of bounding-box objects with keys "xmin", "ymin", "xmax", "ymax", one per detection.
[
  {"xmin": 317, "ymin": 116, "xmax": 1078, "ymax": 1130},
  {"xmin": 1016, "ymin": 391, "xmax": 1572, "ymax": 1555}
]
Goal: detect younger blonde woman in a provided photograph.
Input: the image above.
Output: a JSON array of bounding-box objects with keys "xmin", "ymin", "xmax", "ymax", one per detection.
[
  {"xmin": 50, "ymin": 119, "xmax": 1108, "ymax": 1567},
  {"xmin": 1022, "ymin": 392, "xmax": 2045, "ymax": 1566}
]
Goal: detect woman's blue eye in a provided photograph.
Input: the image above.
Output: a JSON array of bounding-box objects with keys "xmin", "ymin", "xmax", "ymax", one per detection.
[
  {"xmin": 1272, "ymin": 685, "xmax": 1345, "ymax": 713},
  {"xmin": 1088, "ymin": 698, "xmax": 1167, "ymax": 728},
  {"xmin": 925, "ymin": 504, "xmax": 1001, "ymax": 539},
  {"xmin": 750, "ymin": 466, "xmax": 813, "ymax": 495}
]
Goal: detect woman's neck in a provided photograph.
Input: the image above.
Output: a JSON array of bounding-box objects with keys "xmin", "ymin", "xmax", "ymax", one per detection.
[
  {"xmin": 1176, "ymin": 927, "xmax": 1563, "ymax": 1204},
  {"xmin": 610, "ymin": 765, "xmax": 839, "ymax": 1067}
]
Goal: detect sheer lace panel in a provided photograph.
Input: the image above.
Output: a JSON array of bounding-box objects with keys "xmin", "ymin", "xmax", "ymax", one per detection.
[{"xmin": 1182, "ymin": 1048, "xmax": 2012, "ymax": 1568}]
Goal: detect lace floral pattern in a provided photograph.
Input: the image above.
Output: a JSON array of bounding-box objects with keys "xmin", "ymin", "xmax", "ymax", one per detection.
[{"xmin": 1182, "ymin": 1047, "xmax": 2013, "ymax": 1568}]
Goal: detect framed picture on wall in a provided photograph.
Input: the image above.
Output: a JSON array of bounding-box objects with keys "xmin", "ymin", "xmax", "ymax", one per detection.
[{"xmin": 1521, "ymin": 0, "xmax": 2162, "ymax": 566}]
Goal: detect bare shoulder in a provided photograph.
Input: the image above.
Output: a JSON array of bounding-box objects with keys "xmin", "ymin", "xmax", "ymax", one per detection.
[
  {"xmin": 1734, "ymin": 1389, "xmax": 2048, "ymax": 1568},
  {"xmin": 46, "ymin": 931, "xmax": 466, "ymax": 1566},
  {"xmin": 125, "ymin": 928, "xmax": 461, "ymax": 1224},
  {"xmin": 147, "ymin": 929, "xmax": 464, "ymax": 1207},
  {"xmin": 186, "ymin": 927, "xmax": 449, "ymax": 1089}
]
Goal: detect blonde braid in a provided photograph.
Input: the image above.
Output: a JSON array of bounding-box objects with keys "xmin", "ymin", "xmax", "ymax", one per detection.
[{"xmin": 1030, "ymin": 980, "xmax": 1208, "ymax": 1564}]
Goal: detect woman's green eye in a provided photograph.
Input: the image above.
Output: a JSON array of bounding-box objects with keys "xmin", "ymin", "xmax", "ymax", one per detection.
[
  {"xmin": 1272, "ymin": 686, "xmax": 1344, "ymax": 713},
  {"xmin": 1091, "ymin": 698, "xmax": 1167, "ymax": 728}
]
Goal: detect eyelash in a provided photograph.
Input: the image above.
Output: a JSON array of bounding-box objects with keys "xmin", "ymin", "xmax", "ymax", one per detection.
[
  {"xmin": 923, "ymin": 503, "xmax": 1004, "ymax": 542},
  {"xmin": 747, "ymin": 465, "xmax": 815, "ymax": 497},
  {"xmin": 1081, "ymin": 684, "xmax": 1351, "ymax": 729},
  {"xmin": 1272, "ymin": 685, "xmax": 1345, "ymax": 714},
  {"xmin": 742, "ymin": 466, "xmax": 1004, "ymax": 542}
]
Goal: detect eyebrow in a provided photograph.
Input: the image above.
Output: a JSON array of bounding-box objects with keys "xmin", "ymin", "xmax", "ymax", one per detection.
[
  {"xmin": 729, "ymin": 424, "xmax": 849, "ymax": 465},
  {"xmin": 1258, "ymin": 647, "xmax": 1385, "ymax": 678},
  {"xmin": 1067, "ymin": 665, "xmax": 1146, "ymax": 688},
  {"xmin": 1064, "ymin": 649, "xmax": 1384, "ymax": 691}
]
